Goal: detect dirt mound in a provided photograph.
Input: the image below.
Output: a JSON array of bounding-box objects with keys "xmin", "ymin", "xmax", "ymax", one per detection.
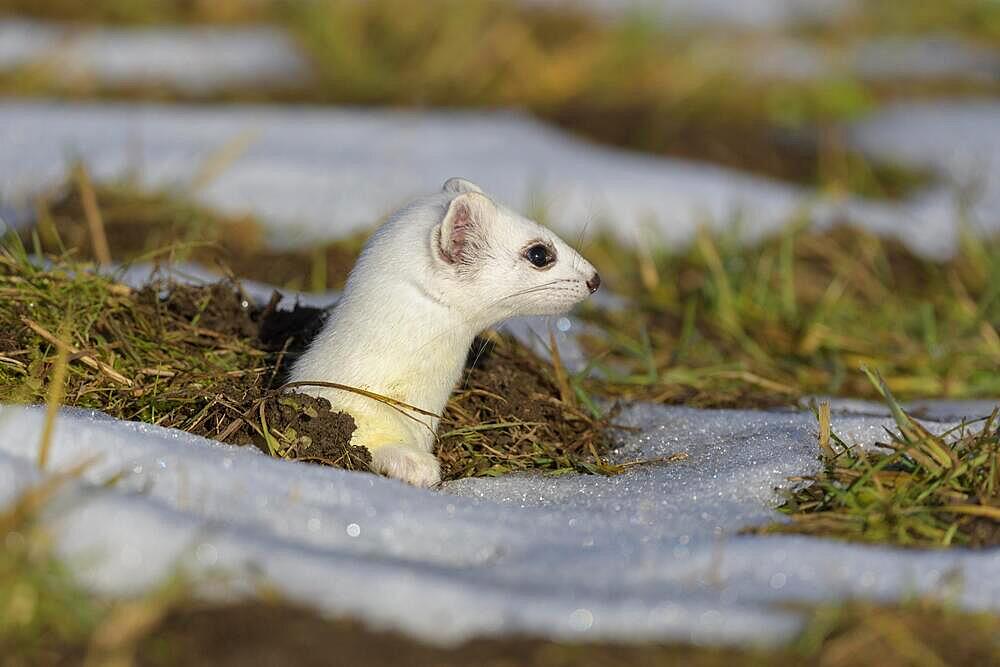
[
  {"xmin": 967, "ymin": 517, "xmax": 1000, "ymax": 549},
  {"xmin": 0, "ymin": 328, "xmax": 22, "ymax": 355},
  {"xmin": 139, "ymin": 281, "xmax": 259, "ymax": 339},
  {"xmin": 235, "ymin": 393, "xmax": 369, "ymax": 469},
  {"xmin": 153, "ymin": 287, "xmax": 367, "ymax": 470},
  {"xmin": 439, "ymin": 335, "xmax": 611, "ymax": 480}
]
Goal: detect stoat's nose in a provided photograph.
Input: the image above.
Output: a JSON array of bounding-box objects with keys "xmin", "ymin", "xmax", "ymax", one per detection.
[{"xmin": 586, "ymin": 272, "xmax": 601, "ymax": 294}]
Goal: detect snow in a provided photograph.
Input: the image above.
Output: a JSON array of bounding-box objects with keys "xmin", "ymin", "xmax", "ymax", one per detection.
[
  {"xmin": 115, "ymin": 261, "xmax": 341, "ymax": 310},
  {"xmin": 0, "ymin": 100, "xmax": 991, "ymax": 258},
  {"xmin": 0, "ymin": 20, "xmax": 311, "ymax": 93},
  {"xmin": 853, "ymin": 37, "xmax": 1000, "ymax": 84},
  {"xmin": 1, "ymin": 399, "xmax": 998, "ymax": 646},
  {"xmin": 746, "ymin": 36, "xmax": 1000, "ymax": 84},
  {"xmin": 848, "ymin": 101, "xmax": 1000, "ymax": 239},
  {"xmin": 0, "ymin": 20, "xmax": 62, "ymax": 69},
  {"xmin": 528, "ymin": 0, "xmax": 853, "ymax": 29},
  {"xmin": 0, "ymin": 101, "xmax": 805, "ymax": 247}
]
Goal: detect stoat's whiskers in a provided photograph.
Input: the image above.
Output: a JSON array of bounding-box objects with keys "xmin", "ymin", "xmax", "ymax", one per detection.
[
  {"xmin": 462, "ymin": 336, "xmax": 494, "ymax": 388},
  {"xmin": 409, "ymin": 280, "xmax": 568, "ymax": 357},
  {"xmin": 572, "ymin": 218, "xmax": 592, "ymax": 273},
  {"xmin": 488, "ymin": 280, "xmax": 566, "ymax": 308}
]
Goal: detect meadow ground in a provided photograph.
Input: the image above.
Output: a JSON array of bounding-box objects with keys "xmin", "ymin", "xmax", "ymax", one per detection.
[{"xmin": 1, "ymin": 1, "xmax": 999, "ymax": 664}]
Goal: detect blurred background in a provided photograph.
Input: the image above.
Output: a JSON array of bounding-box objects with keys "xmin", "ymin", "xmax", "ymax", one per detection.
[
  {"xmin": 2, "ymin": 0, "xmax": 997, "ymax": 212},
  {"xmin": 1, "ymin": 0, "xmax": 999, "ymax": 400}
]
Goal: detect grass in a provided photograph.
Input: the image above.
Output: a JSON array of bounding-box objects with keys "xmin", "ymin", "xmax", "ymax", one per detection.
[
  {"xmin": 439, "ymin": 333, "xmax": 616, "ymax": 479},
  {"xmin": 18, "ymin": 174, "xmax": 1000, "ymax": 409},
  {"xmin": 578, "ymin": 223, "xmax": 1000, "ymax": 404},
  {"xmin": 813, "ymin": 0, "xmax": 1000, "ymax": 47},
  {"xmin": 753, "ymin": 371, "xmax": 1000, "ymax": 548},
  {"xmin": 0, "ymin": 242, "xmax": 272, "ymax": 437},
  {"xmin": 10, "ymin": 172, "xmax": 1000, "ymax": 484},
  {"xmin": 6, "ymin": 0, "xmax": 1000, "ymax": 44},
  {"xmin": 0, "ymin": 0, "xmax": 952, "ymax": 200},
  {"xmin": 31, "ymin": 173, "xmax": 369, "ymax": 292},
  {"xmin": 0, "ymin": 470, "xmax": 105, "ymax": 661},
  {"xmin": 0, "ymin": 0, "xmax": 272, "ymax": 24}
]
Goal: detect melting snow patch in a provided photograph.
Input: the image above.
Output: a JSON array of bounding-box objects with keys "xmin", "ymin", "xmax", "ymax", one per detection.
[
  {"xmin": 0, "ymin": 400, "xmax": 997, "ymax": 646},
  {"xmin": 525, "ymin": 0, "xmax": 853, "ymax": 30},
  {"xmin": 848, "ymin": 101, "xmax": 1000, "ymax": 242},
  {"xmin": 0, "ymin": 20, "xmax": 311, "ymax": 93},
  {"xmin": 852, "ymin": 36, "xmax": 1000, "ymax": 84},
  {"xmin": 0, "ymin": 100, "xmax": 989, "ymax": 257},
  {"xmin": 746, "ymin": 35, "xmax": 1000, "ymax": 84},
  {"xmin": 0, "ymin": 20, "xmax": 63, "ymax": 68}
]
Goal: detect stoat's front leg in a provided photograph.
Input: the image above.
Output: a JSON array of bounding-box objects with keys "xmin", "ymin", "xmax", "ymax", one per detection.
[
  {"xmin": 347, "ymin": 408, "xmax": 441, "ymax": 487},
  {"xmin": 368, "ymin": 443, "xmax": 441, "ymax": 487}
]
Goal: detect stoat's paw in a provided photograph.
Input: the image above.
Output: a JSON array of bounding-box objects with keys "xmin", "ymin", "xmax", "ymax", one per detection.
[{"xmin": 370, "ymin": 445, "xmax": 441, "ymax": 488}]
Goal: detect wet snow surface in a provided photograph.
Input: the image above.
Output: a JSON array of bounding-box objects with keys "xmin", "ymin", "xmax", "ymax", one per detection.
[
  {"xmin": 1, "ymin": 400, "xmax": 998, "ymax": 646},
  {"xmin": 528, "ymin": 0, "xmax": 852, "ymax": 29},
  {"xmin": 0, "ymin": 20, "xmax": 311, "ymax": 93},
  {"xmin": 746, "ymin": 36, "xmax": 1000, "ymax": 84},
  {"xmin": 848, "ymin": 100, "xmax": 1000, "ymax": 237},
  {"xmin": 2, "ymin": 100, "xmax": 998, "ymax": 257}
]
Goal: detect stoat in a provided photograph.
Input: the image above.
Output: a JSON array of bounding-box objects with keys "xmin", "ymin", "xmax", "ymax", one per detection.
[{"xmin": 288, "ymin": 178, "xmax": 600, "ymax": 486}]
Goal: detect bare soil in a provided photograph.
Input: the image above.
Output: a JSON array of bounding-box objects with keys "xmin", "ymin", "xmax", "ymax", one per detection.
[
  {"xmin": 130, "ymin": 597, "xmax": 1000, "ymax": 667},
  {"xmin": 149, "ymin": 285, "xmax": 371, "ymax": 471},
  {"xmin": 136, "ymin": 600, "xmax": 781, "ymax": 667},
  {"xmin": 440, "ymin": 336, "xmax": 612, "ymax": 479},
  {"xmin": 544, "ymin": 105, "xmax": 929, "ymax": 200}
]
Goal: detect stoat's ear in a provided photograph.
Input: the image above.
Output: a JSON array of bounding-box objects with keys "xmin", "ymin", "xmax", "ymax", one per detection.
[
  {"xmin": 437, "ymin": 192, "xmax": 494, "ymax": 263},
  {"xmin": 442, "ymin": 177, "xmax": 484, "ymax": 195}
]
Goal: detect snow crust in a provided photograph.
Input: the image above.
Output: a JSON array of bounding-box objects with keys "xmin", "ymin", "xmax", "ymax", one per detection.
[
  {"xmin": 0, "ymin": 20, "xmax": 62, "ymax": 68},
  {"xmin": 0, "ymin": 21, "xmax": 311, "ymax": 93},
  {"xmin": 852, "ymin": 37, "xmax": 1000, "ymax": 83},
  {"xmin": 848, "ymin": 101, "xmax": 1000, "ymax": 240},
  {"xmin": 1, "ymin": 400, "xmax": 997, "ymax": 646},
  {"xmin": 528, "ymin": 0, "xmax": 853, "ymax": 29},
  {"xmin": 746, "ymin": 36, "xmax": 1000, "ymax": 84},
  {"xmin": 0, "ymin": 100, "xmax": 989, "ymax": 258}
]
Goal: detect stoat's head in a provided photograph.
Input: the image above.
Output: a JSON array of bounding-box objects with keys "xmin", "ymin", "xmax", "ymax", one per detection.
[{"xmin": 426, "ymin": 177, "xmax": 600, "ymax": 324}]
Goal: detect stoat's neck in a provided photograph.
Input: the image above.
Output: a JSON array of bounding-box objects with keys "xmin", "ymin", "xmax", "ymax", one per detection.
[{"xmin": 303, "ymin": 278, "xmax": 478, "ymax": 416}]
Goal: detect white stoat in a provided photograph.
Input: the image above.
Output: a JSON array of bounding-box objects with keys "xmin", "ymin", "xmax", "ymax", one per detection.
[{"xmin": 288, "ymin": 178, "xmax": 600, "ymax": 486}]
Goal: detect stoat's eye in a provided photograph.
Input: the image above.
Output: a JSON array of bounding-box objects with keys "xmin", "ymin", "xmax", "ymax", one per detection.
[{"xmin": 524, "ymin": 243, "xmax": 555, "ymax": 269}]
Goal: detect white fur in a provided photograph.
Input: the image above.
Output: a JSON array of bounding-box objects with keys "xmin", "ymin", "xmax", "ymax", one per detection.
[{"xmin": 288, "ymin": 178, "xmax": 599, "ymax": 486}]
